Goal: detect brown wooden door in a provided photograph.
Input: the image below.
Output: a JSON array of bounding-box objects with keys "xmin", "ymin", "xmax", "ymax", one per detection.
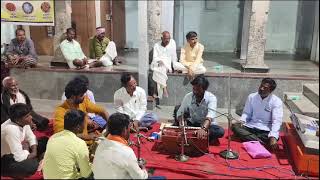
[
  {"xmin": 30, "ymin": 26, "xmax": 54, "ymax": 55},
  {"xmin": 100, "ymin": 0, "xmax": 126, "ymax": 49},
  {"xmin": 71, "ymin": 0, "xmax": 96, "ymax": 56}
]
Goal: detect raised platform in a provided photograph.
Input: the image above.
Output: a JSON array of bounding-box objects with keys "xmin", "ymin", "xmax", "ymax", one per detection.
[{"xmin": 10, "ymin": 66, "xmax": 319, "ymax": 108}]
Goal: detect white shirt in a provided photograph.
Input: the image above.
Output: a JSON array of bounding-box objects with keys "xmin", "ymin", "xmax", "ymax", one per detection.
[
  {"xmin": 151, "ymin": 39, "xmax": 177, "ymax": 72},
  {"xmin": 9, "ymin": 91, "xmax": 26, "ymax": 105},
  {"xmin": 240, "ymin": 92, "xmax": 283, "ymax": 139},
  {"xmin": 114, "ymin": 87, "xmax": 147, "ymax": 121},
  {"xmin": 92, "ymin": 138, "xmax": 148, "ymax": 179},
  {"xmin": 62, "ymin": 90, "xmax": 95, "ymax": 118},
  {"xmin": 60, "ymin": 39, "xmax": 86, "ymax": 69},
  {"xmin": 177, "ymin": 91, "xmax": 217, "ymax": 125},
  {"xmin": 1, "ymin": 119, "xmax": 37, "ymax": 162}
]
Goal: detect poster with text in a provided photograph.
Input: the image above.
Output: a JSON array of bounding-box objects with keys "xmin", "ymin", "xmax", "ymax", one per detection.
[{"xmin": 1, "ymin": 1, "xmax": 54, "ymax": 26}]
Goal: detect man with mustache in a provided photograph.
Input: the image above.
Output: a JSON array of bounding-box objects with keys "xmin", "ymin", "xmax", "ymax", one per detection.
[
  {"xmin": 54, "ymin": 79, "xmax": 109, "ymax": 142},
  {"xmin": 1, "ymin": 76, "xmax": 49, "ymax": 131},
  {"xmin": 232, "ymin": 78, "xmax": 283, "ymax": 150}
]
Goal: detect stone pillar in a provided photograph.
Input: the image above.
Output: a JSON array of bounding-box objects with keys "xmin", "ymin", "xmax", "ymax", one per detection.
[
  {"xmin": 240, "ymin": 0, "xmax": 251, "ymax": 60},
  {"xmin": 311, "ymin": 0, "xmax": 319, "ymax": 63},
  {"xmin": 138, "ymin": 1, "xmax": 149, "ymax": 92},
  {"xmin": 147, "ymin": 0, "xmax": 161, "ymax": 50},
  {"xmin": 51, "ymin": 0, "xmax": 71, "ymax": 62},
  {"xmin": 241, "ymin": 0, "xmax": 270, "ymax": 73}
]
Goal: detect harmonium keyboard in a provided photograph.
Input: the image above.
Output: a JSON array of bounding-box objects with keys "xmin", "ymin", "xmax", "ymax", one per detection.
[{"xmin": 160, "ymin": 124, "xmax": 209, "ymax": 156}]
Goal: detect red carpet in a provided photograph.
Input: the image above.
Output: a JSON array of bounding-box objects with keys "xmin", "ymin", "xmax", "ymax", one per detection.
[
  {"xmin": 130, "ymin": 123, "xmax": 313, "ymax": 179},
  {"xmin": 2, "ymin": 122, "xmax": 315, "ymax": 179}
]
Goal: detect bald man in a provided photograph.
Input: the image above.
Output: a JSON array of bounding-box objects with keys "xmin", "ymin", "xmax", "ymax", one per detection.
[
  {"xmin": 1, "ymin": 77, "xmax": 49, "ymax": 130},
  {"xmin": 150, "ymin": 31, "xmax": 184, "ymax": 98}
]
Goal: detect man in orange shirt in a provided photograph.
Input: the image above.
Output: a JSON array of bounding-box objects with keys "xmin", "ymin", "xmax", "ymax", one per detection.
[{"xmin": 54, "ymin": 79, "xmax": 109, "ymax": 142}]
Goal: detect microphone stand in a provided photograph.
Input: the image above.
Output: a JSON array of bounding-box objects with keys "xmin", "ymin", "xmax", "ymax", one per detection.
[
  {"xmin": 175, "ymin": 115, "xmax": 190, "ymax": 162},
  {"xmin": 130, "ymin": 127, "xmax": 151, "ymax": 166},
  {"xmin": 219, "ymin": 74, "xmax": 239, "ymax": 159}
]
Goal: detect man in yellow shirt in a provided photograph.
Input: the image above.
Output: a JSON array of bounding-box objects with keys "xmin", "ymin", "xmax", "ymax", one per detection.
[
  {"xmin": 54, "ymin": 79, "xmax": 109, "ymax": 142},
  {"xmin": 43, "ymin": 109, "xmax": 92, "ymax": 179},
  {"xmin": 175, "ymin": 31, "xmax": 206, "ymax": 79}
]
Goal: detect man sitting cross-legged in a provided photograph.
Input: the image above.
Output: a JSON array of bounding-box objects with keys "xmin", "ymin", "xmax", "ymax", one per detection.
[
  {"xmin": 92, "ymin": 112, "xmax": 148, "ymax": 179},
  {"xmin": 232, "ymin": 78, "xmax": 283, "ymax": 150},
  {"xmin": 43, "ymin": 110, "xmax": 92, "ymax": 179},
  {"xmin": 60, "ymin": 28, "xmax": 98, "ymax": 70},
  {"xmin": 89, "ymin": 27, "xmax": 122, "ymax": 66},
  {"xmin": 173, "ymin": 75, "xmax": 224, "ymax": 144},
  {"xmin": 54, "ymin": 78, "xmax": 109, "ymax": 143},
  {"xmin": 1, "ymin": 76, "xmax": 49, "ymax": 131},
  {"xmin": 174, "ymin": 31, "xmax": 206, "ymax": 80},
  {"xmin": 62, "ymin": 75, "xmax": 106, "ymax": 131},
  {"xmin": 1, "ymin": 103, "xmax": 48, "ymax": 178},
  {"xmin": 114, "ymin": 73, "xmax": 158, "ymax": 132}
]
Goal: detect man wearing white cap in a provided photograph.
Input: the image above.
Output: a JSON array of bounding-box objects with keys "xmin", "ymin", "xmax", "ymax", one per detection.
[{"xmin": 89, "ymin": 27, "xmax": 121, "ymax": 66}]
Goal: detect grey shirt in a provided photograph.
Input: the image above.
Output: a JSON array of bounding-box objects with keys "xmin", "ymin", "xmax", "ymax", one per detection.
[
  {"xmin": 177, "ymin": 91, "xmax": 217, "ymax": 125},
  {"xmin": 6, "ymin": 38, "xmax": 38, "ymax": 60}
]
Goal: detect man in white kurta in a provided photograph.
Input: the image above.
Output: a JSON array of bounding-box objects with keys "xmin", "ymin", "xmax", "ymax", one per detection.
[
  {"xmin": 175, "ymin": 31, "xmax": 206, "ymax": 79},
  {"xmin": 151, "ymin": 31, "xmax": 182, "ymax": 98}
]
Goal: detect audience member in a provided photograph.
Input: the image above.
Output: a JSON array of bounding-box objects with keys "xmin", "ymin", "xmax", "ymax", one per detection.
[
  {"xmin": 1, "ymin": 76, "xmax": 49, "ymax": 131},
  {"xmin": 1, "ymin": 103, "xmax": 48, "ymax": 178},
  {"xmin": 89, "ymin": 27, "xmax": 122, "ymax": 66},
  {"xmin": 43, "ymin": 109, "xmax": 92, "ymax": 179},
  {"xmin": 92, "ymin": 113, "xmax": 148, "ymax": 179},
  {"xmin": 2, "ymin": 28, "xmax": 38, "ymax": 69}
]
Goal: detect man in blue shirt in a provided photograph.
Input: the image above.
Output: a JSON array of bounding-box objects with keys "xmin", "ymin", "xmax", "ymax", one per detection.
[
  {"xmin": 174, "ymin": 75, "xmax": 224, "ymax": 143},
  {"xmin": 232, "ymin": 78, "xmax": 283, "ymax": 150}
]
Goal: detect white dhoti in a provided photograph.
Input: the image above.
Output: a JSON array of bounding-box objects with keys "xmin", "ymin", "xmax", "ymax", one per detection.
[
  {"xmin": 173, "ymin": 62, "xmax": 206, "ymax": 75},
  {"xmin": 151, "ymin": 57, "xmax": 171, "ymax": 99},
  {"xmin": 99, "ymin": 41, "xmax": 117, "ymax": 67}
]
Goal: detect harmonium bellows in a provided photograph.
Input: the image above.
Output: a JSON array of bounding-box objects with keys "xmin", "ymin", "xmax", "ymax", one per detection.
[{"xmin": 160, "ymin": 125, "xmax": 209, "ymax": 156}]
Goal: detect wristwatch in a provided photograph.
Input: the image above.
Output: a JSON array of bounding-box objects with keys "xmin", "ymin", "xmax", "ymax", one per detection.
[{"xmin": 201, "ymin": 125, "xmax": 207, "ymax": 131}]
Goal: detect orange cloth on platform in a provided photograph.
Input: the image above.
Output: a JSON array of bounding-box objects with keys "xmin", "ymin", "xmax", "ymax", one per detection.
[
  {"xmin": 53, "ymin": 96, "xmax": 105, "ymax": 137},
  {"xmin": 106, "ymin": 134, "xmax": 128, "ymax": 146}
]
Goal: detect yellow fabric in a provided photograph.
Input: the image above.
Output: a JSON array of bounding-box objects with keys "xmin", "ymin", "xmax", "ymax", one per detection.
[
  {"xmin": 180, "ymin": 42, "xmax": 204, "ymax": 70},
  {"xmin": 107, "ymin": 134, "xmax": 128, "ymax": 146},
  {"xmin": 43, "ymin": 130, "xmax": 92, "ymax": 179},
  {"xmin": 53, "ymin": 96, "xmax": 105, "ymax": 136}
]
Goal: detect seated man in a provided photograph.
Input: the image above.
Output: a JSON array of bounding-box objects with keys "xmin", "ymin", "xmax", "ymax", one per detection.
[
  {"xmin": 62, "ymin": 75, "xmax": 106, "ymax": 131},
  {"xmin": 174, "ymin": 75, "xmax": 224, "ymax": 143},
  {"xmin": 60, "ymin": 28, "xmax": 97, "ymax": 69},
  {"xmin": 89, "ymin": 27, "xmax": 121, "ymax": 66},
  {"xmin": 174, "ymin": 31, "xmax": 206, "ymax": 79},
  {"xmin": 2, "ymin": 28, "xmax": 38, "ymax": 69},
  {"xmin": 114, "ymin": 73, "xmax": 158, "ymax": 131},
  {"xmin": 151, "ymin": 31, "xmax": 183, "ymax": 98},
  {"xmin": 1, "ymin": 103, "xmax": 48, "ymax": 178},
  {"xmin": 232, "ymin": 78, "xmax": 283, "ymax": 150},
  {"xmin": 1, "ymin": 76, "xmax": 49, "ymax": 131},
  {"xmin": 43, "ymin": 110, "xmax": 92, "ymax": 179},
  {"xmin": 92, "ymin": 113, "xmax": 148, "ymax": 179},
  {"xmin": 54, "ymin": 79, "xmax": 109, "ymax": 143}
]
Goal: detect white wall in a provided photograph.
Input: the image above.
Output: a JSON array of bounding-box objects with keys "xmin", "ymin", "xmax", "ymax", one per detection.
[
  {"xmin": 125, "ymin": 1, "xmax": 138, "ymax": 48},
  {"xmin": 175, "ymin": 1, "xmax": 242, "ymax": 52}
]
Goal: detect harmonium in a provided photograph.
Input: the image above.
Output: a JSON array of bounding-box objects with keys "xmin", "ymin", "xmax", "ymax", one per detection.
[{"xmin": 160, "ymin": 123, "xmax": 209, "ymax": 156}]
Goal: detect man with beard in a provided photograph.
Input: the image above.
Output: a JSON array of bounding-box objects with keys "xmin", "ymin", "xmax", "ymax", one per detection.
[
  {"xmin": 3, "ymin": 28, "xmax": 38, "ymax": 69},
  {"xmin": 231, "ymin": 78, "xmax": 283, "ymax": 150},
  {"xmin": 54, "ymin": 79, "xmax": 109, "ymax": 142},
  {"xmin": 89, "ymin": 27, "xmax": 122, "ymax": 66},
  {"xmin": 1, "ymin": 76, "xmax": 49, "ymax": 131},
  {"xmin": 92, "ymin": 113, "xmax": 148, "ymax": 179},
  {"xmin": 60, "ymin": 28, "xmax": 97, "ymax": 69}
]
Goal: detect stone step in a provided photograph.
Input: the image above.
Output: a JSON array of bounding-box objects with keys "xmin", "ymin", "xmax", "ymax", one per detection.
[
  {"xmin": 284, "ymin": 92, "xmax": 319, "ymax": 119},
  {"xmin": 303, "ymin": 83, "xmax": 319, "ymax": 107}
]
